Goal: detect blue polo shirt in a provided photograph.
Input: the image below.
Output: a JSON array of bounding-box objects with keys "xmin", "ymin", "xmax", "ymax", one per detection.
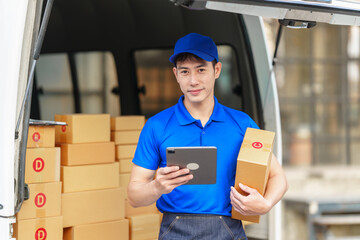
[{"xmin": 132, "ymin": 96, "xmax": 259, "ymax": 216}]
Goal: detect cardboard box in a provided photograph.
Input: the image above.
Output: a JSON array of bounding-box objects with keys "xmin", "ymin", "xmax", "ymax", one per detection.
[
  {"xmin": 128, "ymin": 213, "xmax": 161, "ymax": 240},
  {"xmin": 232, "ymin": 128, "xmax": 275, "ymax": 223},
  {"xmin": 119, "ymin": 173, "xmax": 131, "ymax": 198},
  {"xmin": 61, "ymin": 162, "xmax": 119, "ymax": 193},
  {"xmin": 111, "ymin": 116, "xmax": 145, "ymax": 131},
  {"xmin": 62, "ymin": 188, "xmax": 125, "ymax": 227},
  {"xmin": 27, "ymin": 125, "xmax": 55, "ymax": 148},
  {"xmin": 13, "ymin": 216, "xmax": 63, "ymax": 240},
  {"xmin": 125, "ymin": 200, "xmax": 158, "ymax": 217},
  {"xmin": 17, "ymin": 182, "xmax": 62, "ymax": 220},
  {"xmin": 116, "ymin": 144, "xmax": 137, "ymax": 160},
  {"xmin": 61, "ymin": 142, "xmax": 115, "ymax": 166},
  {"xmin": 111, "ymin": 131, "xmax": 141, "ymax": 145},
  {"xmin": 55, "ymin": 114, "xmax": 110, "ymax": 144},
  {"xmin": 119, "ymin": 159, "xmax": 133, "ymax": 173},
  {"xmin": 63, "ymin": 219, "xmax": 129, "ymax": 240},
  {"xmin": 25, "ymin": 147, "xmax": 60, "ymax": 183}
]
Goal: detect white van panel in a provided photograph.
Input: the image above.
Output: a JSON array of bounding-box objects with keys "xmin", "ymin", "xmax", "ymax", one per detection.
[
  {"xmin": 0, "ymin": 0, "xmax": 30, "ymax": 218},
  {"xmin": 206, "ymin": 1, "xmax": 360, "ymax": 25},
  {"xmin": 242, "ymin": 15, "xmax": 283, "ymax": 240},
  {"xmin": 0, "ymin": 8, "xmax": 39, "ymax": 240}
]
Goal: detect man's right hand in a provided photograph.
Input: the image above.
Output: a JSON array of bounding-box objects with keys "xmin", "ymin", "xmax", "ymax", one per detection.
[
  {"xmin": 128, "ymin": 165, "xmax": 193, "ymax": 208},
  {"xmin": 152, "ymin": 166, "xmax": 193, "ymax": 195}
]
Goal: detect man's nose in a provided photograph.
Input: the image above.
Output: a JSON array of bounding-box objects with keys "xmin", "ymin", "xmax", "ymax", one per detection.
[{"xmin": 189, "ymin": 74, "xmax": 199, "ymax": 86}]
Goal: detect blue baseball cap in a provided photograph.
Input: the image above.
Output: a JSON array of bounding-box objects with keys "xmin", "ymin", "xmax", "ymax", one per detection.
[{"xmin": 169, "ymin": 33, "xmax": 219, "ymax": 65}]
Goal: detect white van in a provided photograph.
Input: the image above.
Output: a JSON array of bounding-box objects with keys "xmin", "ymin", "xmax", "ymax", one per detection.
[{"xmin": 1, "ymin": 0, "xmax": 360, "ymax": 239}]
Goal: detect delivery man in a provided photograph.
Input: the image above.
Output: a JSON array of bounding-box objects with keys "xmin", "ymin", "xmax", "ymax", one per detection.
[{"xmin": 127, "ymin": 33, "xmax": 288, "ymax": 239}]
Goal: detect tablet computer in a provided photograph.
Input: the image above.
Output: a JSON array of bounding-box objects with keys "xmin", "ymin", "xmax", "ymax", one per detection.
[{"xmin": 166, "ymin": 146, "xmax": 217, "ymax": 185}]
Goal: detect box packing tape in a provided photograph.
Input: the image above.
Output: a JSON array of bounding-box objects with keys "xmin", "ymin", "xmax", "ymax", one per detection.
[
  {"xmin": 35, "ymin": 217, "xmax": 47, "ymax": 240},
  {"xmin": 241, "ymin": 140, "xmax": 272, "ymax": 152}
]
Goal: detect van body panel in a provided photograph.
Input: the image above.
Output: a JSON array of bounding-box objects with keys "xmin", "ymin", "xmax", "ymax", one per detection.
[
  {"xmin": 243, "ymin": 14, "xmax": 283, "ymax": 240},
  {"xmin": 0, "ymin": 0, "xmax": 32, "ymax": 218},
  {"xmin": 179, "ymin": 0, "xmax": 360, "ymax": 25}
]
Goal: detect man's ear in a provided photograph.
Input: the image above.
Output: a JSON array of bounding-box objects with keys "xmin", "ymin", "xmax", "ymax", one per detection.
[
  {"xmin": 214, "ymin": 62, "xmax": 222, "ymax": 79},
  {"xmin": 173, "ymin": 67, "xmax": 179, "ymax": 82}
]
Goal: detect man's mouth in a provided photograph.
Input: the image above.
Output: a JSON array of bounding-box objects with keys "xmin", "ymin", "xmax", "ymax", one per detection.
[{"xmin": 188, "ymin": 89, "xmax": 203, "ymax": 95}]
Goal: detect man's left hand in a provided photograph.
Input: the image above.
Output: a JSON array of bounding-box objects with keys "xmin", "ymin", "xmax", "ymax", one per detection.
[{"xmin": 230, "ymin": 183, "xmax": 271, "ymax": 216}]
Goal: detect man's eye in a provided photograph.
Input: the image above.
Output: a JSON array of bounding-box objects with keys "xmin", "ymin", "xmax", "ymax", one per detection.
[
  {"xmin": 180, "ymin": 71, "xmax": 188, "ymax": 74},
  {"xmin": 198, "ymin": 68, "xmax": 205, "ymax": 73}
]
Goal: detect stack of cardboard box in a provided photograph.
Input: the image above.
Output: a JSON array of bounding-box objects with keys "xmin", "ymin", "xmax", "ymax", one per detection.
[
  {"xmin": 111, "ymin": 116, "xmax": 161, "ymax": 240},
  {"xmin": 55, "ymin": 114, "xmax": 128, "ymax": 240},
  {"xmin": 14, "ymin": 124, "xmax": 63, "ymax": 240}
]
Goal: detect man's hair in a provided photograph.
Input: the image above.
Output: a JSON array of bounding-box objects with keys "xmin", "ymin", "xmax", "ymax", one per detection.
[{"xmin": 174, "ymin": 53, "xmax": 217, "ymax": 68}]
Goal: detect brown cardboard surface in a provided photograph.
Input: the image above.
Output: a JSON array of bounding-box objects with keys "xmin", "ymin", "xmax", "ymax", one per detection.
[
  {"xmin": 63, "ymin": 219, "xmax": 129, "ymax": 240},
  {"xmin": 116, "ymin": 144, "xmax": 137, "ymax": 160},
  {"xmin": 17, "ymin": 182, "xmax": 62, "ymax": 220},
  {"xmin": 125, "ymin": 200, "xmax": 158, "ymax": 217},
  {"xmin": 55, "ymin": 114, "xmax": 110, "ymax": 144},
  {"xmin": 13, "ymin": 216, "xmax": 63, "ymax": 240},
  {"xmin": 119, "ymin": 159, "xmax": 133, "ymax": 173},
  {"xmin": 61, "ymin": 142, "xmax": 115, "ymax": 166},
  {"xmin": 111, "ymin": 116, "xmax": 145, "ymax": 131},
  {"xmin": 25, "ymin": 147, "xmax": 60, "ymax": 183},
  {"xmin": 119, "ymin": 174, "xmax": 131, "ymax": 199},
  {"xmin": 128, "ymin": 213, "xmax": 161, "ymax": 240},
  {"xmin": 62, "ymin": 188, "xmax": 125, "ymax": 227},
  {"xmin": 111, "ymin": 131, "xmax": 141, "ymax": 145},
  {"xmin": 61, "ymin": 162, "xmax": 119, "ymax": 193},
  {"xmin": 27, "ymin": 125, "xmax": 55, "ymax": 148},
  {"xmin": 232, "ymin": 128, "xmax": 275, "ymax": 223}
]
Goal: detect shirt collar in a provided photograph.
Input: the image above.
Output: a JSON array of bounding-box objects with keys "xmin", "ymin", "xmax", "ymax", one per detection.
[{"xmin": 175, "ymin": 95, "xmax": 226, "ymax": 126}]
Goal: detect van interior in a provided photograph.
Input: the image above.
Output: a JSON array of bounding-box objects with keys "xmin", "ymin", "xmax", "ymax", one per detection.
[{"xmin": 33, "ymin": 0, "xmax": 263, "ymax": 128}]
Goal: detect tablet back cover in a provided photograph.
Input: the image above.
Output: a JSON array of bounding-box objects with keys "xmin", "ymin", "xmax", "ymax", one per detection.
[{"xmin": 166, "ymin": 147, "xmax": 217, "ymax": 185}]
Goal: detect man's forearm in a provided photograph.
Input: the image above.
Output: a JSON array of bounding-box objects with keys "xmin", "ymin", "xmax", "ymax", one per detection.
[
  {"xmin": 264, "ymin": 171, "xmax": 288, "ymax": 209},
  {"xmin": 127, "ymin": 180, "xmax": 161, "ymax": 208}
]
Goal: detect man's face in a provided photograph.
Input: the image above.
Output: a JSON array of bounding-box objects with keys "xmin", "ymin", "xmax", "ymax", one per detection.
[{"xmin": 173, "ymin": 58, "xmax": 222, "ymax": 105}]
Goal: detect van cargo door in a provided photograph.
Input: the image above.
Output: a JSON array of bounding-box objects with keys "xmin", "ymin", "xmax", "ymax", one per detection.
[{"xmin": 174, "ymin": 0, "xmax": 360, "ymax": 26}]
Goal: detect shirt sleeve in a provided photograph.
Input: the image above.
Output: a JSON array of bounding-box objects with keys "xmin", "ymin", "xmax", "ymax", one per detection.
[
  {"xmin": 132, "ymin": 118, "xmax": 162, "ymax": 170},
  {"xmin": 247, "ymin": 115, "xmax": 260, "ymax": 130}
]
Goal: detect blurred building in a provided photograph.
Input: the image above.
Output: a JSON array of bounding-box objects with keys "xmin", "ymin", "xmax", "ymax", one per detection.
[{"xmin": 264, "ymin": 19, "xmax": 360, "ymax": 239}]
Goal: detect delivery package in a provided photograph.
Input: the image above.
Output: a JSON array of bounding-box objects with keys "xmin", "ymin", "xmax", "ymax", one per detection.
[
  {"xmin": 116, "ymin": 144, "xmax": 137, "ymax": 160},
  {"xmin": 25, "ymin": 147, "xmax": 60, "ymax": 183},
  {"xmin": 62, "ymin": 188, "xmax": 125, "ymax": 227},
  {"xmin": 119, "ymin": 159, "xmax": 133, "ymax": 173},
  {"xmin": 61, "ymin": 142, "xmax": 115, "ymax": 166},
  {"xmin": 111, "ymin": 130, "xmax": 141, "ymax": 145},
  {"xmin": 13, "ymin": 216, "xmax": 63, "ymax": 240},
  {"xmin": 128, "ymin": 213, "xmax": 161, "ymax": 240},
  {"xmin": 63, "ymin": 219, "xmax": 129, "ymax": 240},
  {"xmin": 27, "ymin": 125, "xmax": 55, "ymax": 148},
  {"xmin": 111, "ymin": 116, "xmax": 145, "ymax": 131},
  {"xmin": 125, "ymin": 200, "xmax": 158, "ymax": 217},
  {"xmin": 55, "ymin": 114, "xmax": 110, "ymax": 144},
  {"xmin": 61, "ymin": 162, "xmax": 119, "ymax": 193},
  {"xmin": 17, "ymin": 182, "xmax": 62, "ymax": 220},
  {"xmin": 119, "ymin": 173, "xmax": 131, "ymax": 198},
  {"xmin": 232, "ymin": 128, "xmax": 275, "ymax": 223}
]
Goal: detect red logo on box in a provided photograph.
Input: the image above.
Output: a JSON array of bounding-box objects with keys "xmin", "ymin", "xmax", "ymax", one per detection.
[
  {"xmin": 61, "ymin": 125, "xmax": 66, "ymax": 133},
  {"xmin": 34, "ymin": 193, "xmax": 46, "ymax": 208},
  {"xmin": 252, "ymin": 142, "xmax": 263, "ymax": 149},
  {"xmin": 33, "ymin": 158, "xmax": 45, "ymax": 172},
  {"xmin": 35, "ymin": 227, "xmax": 47, "ymax": 240},
  {"xmin": 32, "ymin": 132, "xmax": 41, "ymax": 142}
]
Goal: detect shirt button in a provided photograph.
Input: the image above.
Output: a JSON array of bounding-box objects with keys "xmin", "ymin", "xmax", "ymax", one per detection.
[{"xmin": 202, "ymin": 131, "xmax": 205, "ymax": 134}]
